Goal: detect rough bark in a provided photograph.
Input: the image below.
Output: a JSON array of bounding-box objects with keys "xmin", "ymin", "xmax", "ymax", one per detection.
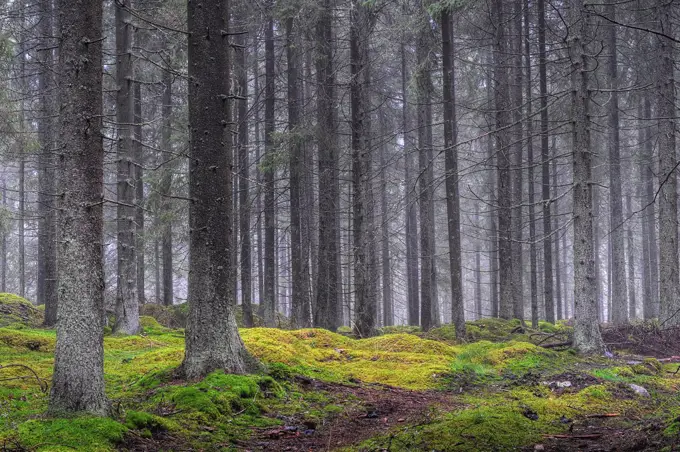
[
  {"xmin": 538, "ymin": 0, "xmax": 554, "ymax": 323},
  {"xmin": 656, "ymin": 0, "xmax": 679, "ymax": 326},
  {"xmin": 114, "ymin": 0, "xmax": 139, "ymax": 335},
  {"xmin": 160, "ymin": 67, "xmax": 173, "ymax": 307},
  {"xmin": 49, "ymin": 0, "xmax": 109, "ymax": 414},
  {"xmin": 626, "ymin": 194, "xmax": 637, "ymax": 319},
  {"xmin": 181, "ymin": 0, "xmax": 257, "ymax": 379},
  {"xmin": 379, "ymin": 118, "xmax": 393, "ymax": 327},
  {"xmin": 351, "ymin": 0, "xmax": 377, "ymax": 337},
  {"xmin": 441, "ymin": 9, "xmax": 465, "ymax": 337},
  {"xmin": 492, "ymin": 0, "xmax": 513, "ymax": 320},
  {"xmin": 640, "ymin": 97, "xmax": 659, "ymax": 319},
  {"xmin": 263, "ymin": 7, "xmax": 276, "ymax": 327},
  {"xmin": 569, "ymin": 0, "xmax": 604, "ymax": 354},
  {"xmin": 553, "ymin": 158, "xmax": 563, "ymax": 321}
]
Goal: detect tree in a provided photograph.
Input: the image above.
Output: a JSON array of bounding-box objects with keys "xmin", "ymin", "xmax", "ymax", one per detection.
[
  {"xmin": 114, "ymin": 0, "xmax": 140, "ymax": 335},
  {"xmin": 181, "ymin": 0, "xmax": 256, "ymax": 379},
  {"xmin": 314, "ymin": 0, "xmax": 341, "ymax": 331},
  {"xmin": 351, "ymin": 0, "xmax": 377, "ymax": 337},
  {"xmin": 49, "ymin": 0, "xmax": 109, "ymax": 415},
  {"xmin": 441, "ymin": 7, "xmax": 464, "ymax": 338},
  {"xmin": 656, "ymin": 0, "xmax": 679, "ymax": 327},
  {"xmin": 569, "ymin": 0, "xmax": 604, "ymax": 354}
]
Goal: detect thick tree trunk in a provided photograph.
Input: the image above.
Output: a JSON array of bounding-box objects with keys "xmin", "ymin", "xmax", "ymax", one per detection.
[
  {"xmin": 49, "ymin": 0, "xmax": 109, "ymax": 414},
  {"xmin": 606, "ymin": 1, "xmax": 627, "ymax": 325},
  {"xmin": 640, "ymin": 98, "xmax": 659, "ymax": 319},
  {"xmin": 114, "ymin": 0, "xmax": 139, "ymax": 335},
  {"xmin": 553, "ymin": 158, "xmax": 563, "ymax": 320},
  {"xmin": 314, "ymin": 0, "xmax": 341, "ymax": 331},
  {"xmin": 351, "ymin": 0, "xmax": 377, "ymax": 337},
  {"xmin": 538, "ymin": 0, "xmax": 554, "ymax": 323},
  {"xmin": 569, "ymin": 0, "xmax": 604, "ymax": 354},
  {"xmin": 441, "ymin": 9, "xmax": 465, "ymax": 337},
  {"xmin": 626, "ymin": 194, "xmax": 637, "ymax": 319},
  {"xmin": 253, "ymin": 34, "xmax": 264, "ymax": 312},
  {"xmin": 181, "ymin": 0, "xmax": 256, "ymax": 379},
  {"xmin": 656, "ymin": 0, "xmax": 679, "ymax": 326},
  {"xmin": 511, "ymin": 0, "xmax": 524, "ymax": 322}
]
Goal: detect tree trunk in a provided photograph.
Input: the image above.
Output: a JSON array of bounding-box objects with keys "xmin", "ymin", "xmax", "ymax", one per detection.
[
  {"xmin": 640, "ymin": 97, "xmax": 659, "ymax": 319},
  {"xmin": 656, "ymin": 0, "xmax": 679, "ymax": 326},
  {"xmin": 160, "ymin": 65, "xmax": 173, "ymax": 307},
  {"xmin": 1, "ymin": 180, "xmax": 6, "ymax": 293},
  {"xmin": 569, "ymin": 0, "xmax": 604, "ymax": 354},
  {"xmin": 511, "ymin": 0, "xmax": 524, "ymax": 322},
  {"xmin": 18, "ymin": 161, "xmax": 24, "ymax": 298},
  {"xmin": 553, "ymin": 158, "xmax": 563, "ymax": 320},
  {"xmin": 314, "ymin": 0, "xmax": 341, "ymax": 331},
  {"xmin": 525, "ymin": 0, "xmax": 538, "ymax": 328},
  {"xmin": 492, "ymin": 0, "xmax": 513, "ymax": 320},
  {"xmin": 351, "ymin": 0, "xmax": 377, "ymax": 337},
  {"xmin": 134, "ymin": 81, "xmax": 145, "ymax": 305},
  {"xmin": 626, "ymin": 193, "xmax": 637, "ymax": 319},
  {"xmin": 441, "ymin": 8, "xmax": 465, "ymax": 337},
  {"xmin": 286, "ymin": 17, "xmax": 311, "ymax": 328},
  {"xmin": 114, "ymin": 0, "xmax": 139, "ymax": 335},
  {"xmin": 181, "ymin": 0, "xmax": 256, "ymax": 379},
  {"xmin": 49, "ymin": 0, "xmax": 109, "ymax": 414},
  {"xmin": 402, "ymin": 41, "xmax": 420, "ymax": 327},
  {"xmin": 379, "ymin": 117, "xmax": 393, "ymax": 327},
  {"xmin": 417, "ymin": 2, "xmax": 435, "ymax": 331},
  {"xmin": 263, "ymin": 8, "xmax": 277, "ymax": 327},
  {"xmin": 606, "ymin": 0, "xmax": 627, "ymax": 325},
  {"xmin": 538, "ymin": 0, "xmax": 554, "ymax": 323}
]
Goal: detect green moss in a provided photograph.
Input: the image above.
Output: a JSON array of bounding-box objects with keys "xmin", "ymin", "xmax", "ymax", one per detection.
[
  {"xmin": 15, "ymin": 417, "xmax": 127, "ymax": 451},
  {"xmin": 0, "ymin": 328, "xmax": 55, "ymax": 352},
  {"xmin": 0, "ymin": 293, "xmax": 43, "ymax": 328}
]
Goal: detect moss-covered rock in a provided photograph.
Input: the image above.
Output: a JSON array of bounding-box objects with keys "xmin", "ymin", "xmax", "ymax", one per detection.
[{"xmin": 0, "ymin": 293, "xmax": 43, "ymax": 328}]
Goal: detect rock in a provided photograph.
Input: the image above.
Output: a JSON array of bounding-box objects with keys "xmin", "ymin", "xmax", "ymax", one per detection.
[
  {"xmin": 534, "ymin": 445, "xmax": 545, "ymax": 451},
  {"xmin": 628, "ymin": 383, "xmax": 650, "ymax": 397}
]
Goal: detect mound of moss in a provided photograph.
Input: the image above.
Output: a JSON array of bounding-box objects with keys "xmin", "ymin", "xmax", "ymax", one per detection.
[{"xmin": 0, "ymin": 293, "xmax": 43, "ymax": 328}]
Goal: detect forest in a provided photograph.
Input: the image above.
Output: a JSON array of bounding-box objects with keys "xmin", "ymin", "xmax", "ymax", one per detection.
[{"xmin": 1, "ymin": 0, "xmax": 680, "ymax": 450}]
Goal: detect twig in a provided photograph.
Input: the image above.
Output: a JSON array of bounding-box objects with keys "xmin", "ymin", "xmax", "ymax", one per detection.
[
  {"xmin": 585, "ymin": 413, "xmax": 620, "ymax": 418},
  {"xmin": 540, "ymin": 341, "xmax": 572, "ymax": 349},
  {"xmin": 0, "ymin": 364, "xmax": 48, "ymax": 393}
]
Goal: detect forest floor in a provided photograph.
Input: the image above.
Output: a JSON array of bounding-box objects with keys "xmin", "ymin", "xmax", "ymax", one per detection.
[{"xmin": 2, "ymin": 293, "xmax": 680, "ymax": 451}]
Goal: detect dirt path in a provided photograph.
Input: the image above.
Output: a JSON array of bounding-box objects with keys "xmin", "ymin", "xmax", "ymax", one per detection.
[{"xmin": 238, "ymin": 378, "xmax": 459, "ymax": 451}]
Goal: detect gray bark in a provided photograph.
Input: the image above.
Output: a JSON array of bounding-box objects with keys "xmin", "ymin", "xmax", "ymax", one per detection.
[
  {"xmin": 569, "ymin": 0, "xmax": 604, "ymax": 354},
  {"xmin": 114, "ymin": 0, "xmax": 139, "ymax": 335},
  {"xmin": 626, "ymin": 194, "xmax": 637, "ymax": 319},
  {"xmin": 49, "ymin": 0, "xmax": 109, "ymax": 414},
  {"xmin": 441, "ymin": 9, "xmax": 465, "ymax": 337},
  {"xmin": 134, "ymin": 81, "xmax": 145, "ymax": 305},
  {"xmin": 263, "ymin": 8, "xmax": 276, "ymax": 327},
  {"xmin": 656, "ymin": 0, "xmax": 679, "ymax": 326},
  {"xmin": 160, "ymin": 67, "xmax": 173, "ymax": 307},
  {"xmin": 181, "ymin": 0, "xmax": 256, "ymax": 379},
  {"xmin": 538, "ymin": 0, "xmax": 554, "ymax": 323}
]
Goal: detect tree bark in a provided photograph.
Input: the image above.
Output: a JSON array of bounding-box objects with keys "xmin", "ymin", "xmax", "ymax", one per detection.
[
  {"xmin": 263, "ymin": 6, "xmax": 277, "ymax": 327},
  {"xmin": 492, "ymin": 0, "xmax": 513, "ymax": 320},
  {"xmin": 181, "ymin": 0, "xmax": 256, "ymax": 379},
  {"xmin": 606, "ymin": 0, "xmax": 627, "ymax": 325},
  {"xmin": 351, "ymin": 0, "xmax": 377, "ymax": 337},
  {"xmin": 314, "ymin": 0, "xmax": 341, "ymax": 331},
  {"xmin": 286, "ymin": 17, "xmax": 311, "ymax": 328},
  {"xmin": 569, "ymin": 0, "xmax": 604, "ymax": 354},
  {"xmin": 134, "ymin": 81, "xmax": 145, "ymax": 305},
  {"xmin": 441, "ymin": 8, "xmax": 465, "ymax": 337},
  {"xmin": 160, "ymin": 66, "xmax": 173, "ymax": 307},
  {"xmin": 537, "ymin": 0, "xmax": 554, "ymax": 323},
  {"xmin": 656, "ymin": 0, "xmax": 679, "ymax": 326},
  {"xmin": 379, "ymin": 117, "xmax": 393, "ymax": 327},
  {"xmin": 49, "ymin": 0, "xmax": 109, "ymax": 414},
  {"xmin": 114, "ymin": 0, "xmax": 139, "ymax": 335},
  {"xmin": 626, "ymin": 193, "xmax": 637, "ymax": 319}
]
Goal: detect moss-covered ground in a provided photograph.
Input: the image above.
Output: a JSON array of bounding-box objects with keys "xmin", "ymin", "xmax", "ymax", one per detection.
[{"xmin": 2, "ymin": 295, "xmax": 680, "ymax": 451}]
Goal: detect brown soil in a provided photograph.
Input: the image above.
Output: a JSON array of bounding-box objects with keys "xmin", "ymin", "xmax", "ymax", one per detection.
[
  {"xmin": 603, "ymin": 324, "xmax": 680, "ymax": 358},
  {"xmin": 238, "ymin": 377, "xmax": 459, "ymax": 451}
]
